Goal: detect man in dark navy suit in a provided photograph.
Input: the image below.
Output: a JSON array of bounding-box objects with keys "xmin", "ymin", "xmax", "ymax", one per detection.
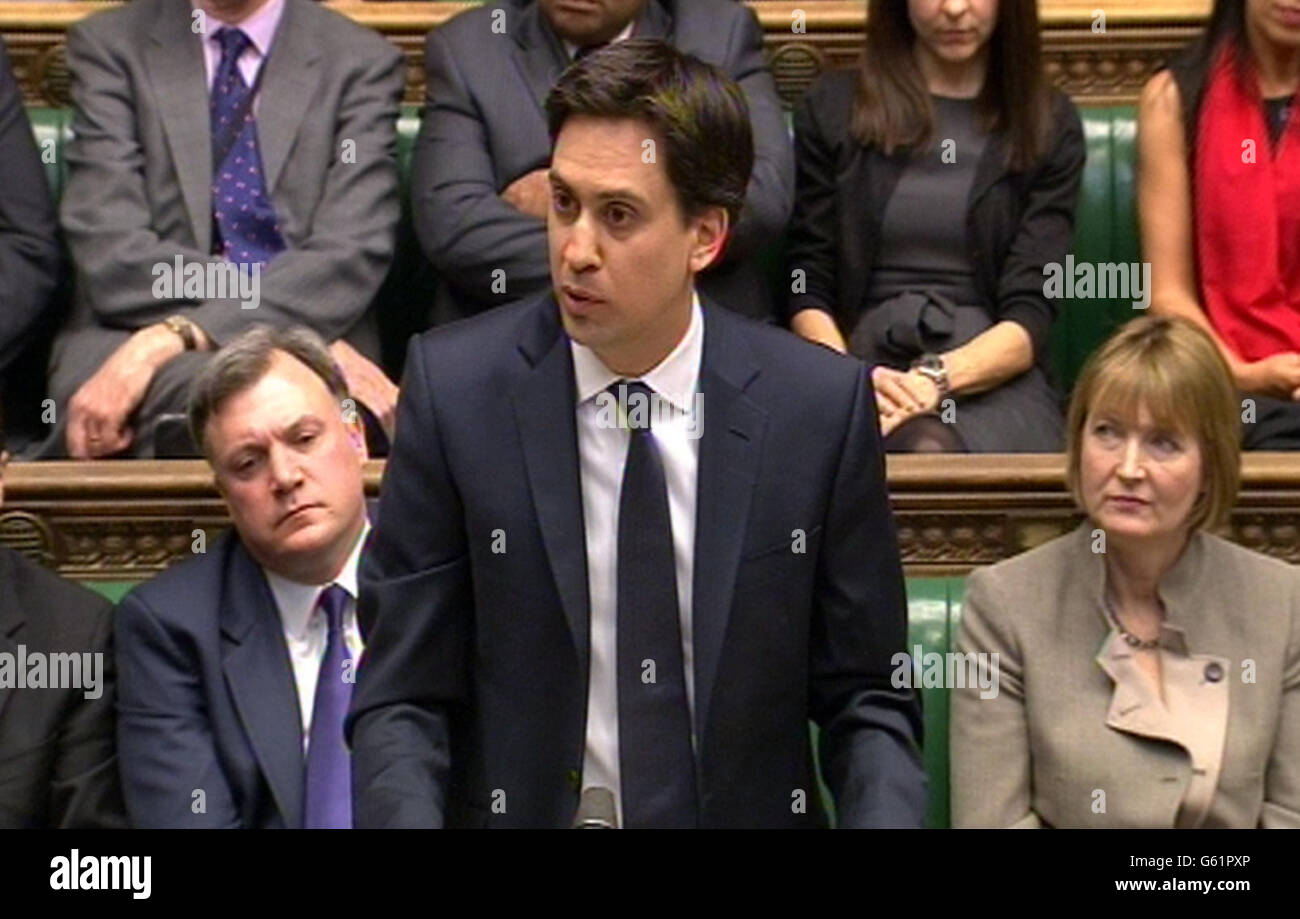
[
  {"xmin": 0, "ymin": 406, "xmax": 127, "ymax": 828},
  {"xmin": 410, "ymin": 0, "xmax": 792, "ymax": 326},
  {"xmin": 115, "ymin": 325, "xmax": 369, "ymax": 828},
  {"xmin": 349, "ymin": 41, "xmax": 925, "ymax": 829}
]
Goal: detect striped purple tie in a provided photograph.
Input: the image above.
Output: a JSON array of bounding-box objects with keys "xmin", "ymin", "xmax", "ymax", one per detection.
[{"xmin": 303, "ymin": 584, "xmax": 353, "ymax": 829}]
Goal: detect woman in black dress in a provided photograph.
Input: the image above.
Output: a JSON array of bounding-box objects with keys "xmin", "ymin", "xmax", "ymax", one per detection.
[{"xmin": 786, "ymin": 0, "xmax": 1085, "ymax": 452}]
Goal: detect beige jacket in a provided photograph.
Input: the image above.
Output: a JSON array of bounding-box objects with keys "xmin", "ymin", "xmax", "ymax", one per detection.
[{"xmin": 951, "ymin": 521, "xmax": 1300, "ymax": 828}]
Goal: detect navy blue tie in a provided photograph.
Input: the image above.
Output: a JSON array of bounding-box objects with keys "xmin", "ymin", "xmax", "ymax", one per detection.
[
  {"xmin": 209, "ymin": 27, "xmax": 285, "ymax": 265},
  {"xmin": 303, "ymin": 584, "xmax": 353, "ymax": 829},
  {"xmin": 613, "ymin": 381, "xmax": 699, "ymax": 828}
]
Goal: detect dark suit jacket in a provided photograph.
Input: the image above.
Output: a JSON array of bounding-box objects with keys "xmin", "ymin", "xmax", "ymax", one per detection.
[
  {"xmin": 785, "ymin": 70, "xmax": 1085, "ymax": 367},
  {"xmin": 50, "ymin": 0, "xmax": 405, "ymax": 408},
  {"xmin": 115, "ymin": 530, "xmax": 308, "ymax": 828},
  {"xmin": 0, "ymin": 39, "xmax": 61, "ymax": 384},
  {"xmin": 349, "ymin": 292, "xmax": 926, "ymax": 828},
  {"xmin": 0, "ymin": 547, "xmax": 127, "ymax": 828},
  {"xmin": 412, "ymin": 0, "xmax": 794, "ymax": 325}
]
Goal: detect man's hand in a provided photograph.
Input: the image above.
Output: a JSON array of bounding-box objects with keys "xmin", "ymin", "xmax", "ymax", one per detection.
[
  {"xmin": 872, "ymin": 366, "xmax": 940, "ymax": 438},
  {"xmin": 66, "ymin": 324, "xmax": 188, "ymax": 459},
  {"xmin": 500, "ymin": 169, "xmax": 551, "ymax": 220},
  {"xmin": 330, "ymin": 340, "xmax": 398, "ymax": 442}
]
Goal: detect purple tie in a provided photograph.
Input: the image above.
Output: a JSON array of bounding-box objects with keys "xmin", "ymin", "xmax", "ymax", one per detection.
[
  {"xmin": 209, "ymin": 26, "xmax": 285, "ymax": 266},
  {"xmin": 303, "ymin": 584, "xmax": 353, "ymax": 829}
]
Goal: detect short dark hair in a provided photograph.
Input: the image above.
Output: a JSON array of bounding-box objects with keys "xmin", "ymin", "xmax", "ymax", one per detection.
[
  {"xmin": 545, "ymin": 39, "xmax": 754, "ymax": 227},
  {"xmin": 188, "ymin": 325, "xmax": 350, "ymax": 458}
]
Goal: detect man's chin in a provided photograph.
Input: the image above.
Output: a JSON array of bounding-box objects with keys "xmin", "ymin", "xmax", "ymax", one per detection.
[{"xmin": 559, "ymin": 308, "xmax": 602, "ymax": 345}]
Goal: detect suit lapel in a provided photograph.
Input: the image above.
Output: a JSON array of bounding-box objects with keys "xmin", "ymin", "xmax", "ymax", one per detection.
[
  {"xmin": 255, "ymin": 0, "xmax": 321, "ymax": 194},
  {"xmin": 220, "ymin": 538, "xmax": 305, "ymax": 829},
  {"xmin": 969, "ymin": 131, "xmax": 1009, "ymax": 211},
  {"xmin": 145, "ymin": 3, "xmax": 213, "ymax": 253},
  {"xmin": 511, "ymin": 3, "xmax": 568, "ymax": 118},
  {"xmin": 511, "ymin": 297, "xmax": 591, "ymax": 675},
  {"xmin": 690, "ymin": 303, "xmax": 765, "ymax": 745},
  {"xmin": 0, "ymin": 551, "xmax": 24, "ymax": 721}
]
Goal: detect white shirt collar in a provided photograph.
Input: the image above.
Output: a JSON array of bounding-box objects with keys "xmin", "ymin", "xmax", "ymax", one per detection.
[
  {"xmin": 570, "ymin": 292, "xmax": 703, "ymax": 414},
  {"xmin": 562, "ymin": 18, "xmax": 636, "ymax": 63},
  {"xmin": 264, "ymin": 518, "xmax": 370, "ymax": 642},
  {"xmin": 197, "ymin": 0, "xmax": 285, "ymax": 57}
]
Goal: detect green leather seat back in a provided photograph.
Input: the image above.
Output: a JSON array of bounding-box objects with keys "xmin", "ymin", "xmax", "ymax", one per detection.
[
  {"xmin": 25, "ymin": 106, "xmax": 71, "ymax": 203},
  {"xmin": 1051, "ymin": 104, "xmax": 1141, "ymax": 393}
]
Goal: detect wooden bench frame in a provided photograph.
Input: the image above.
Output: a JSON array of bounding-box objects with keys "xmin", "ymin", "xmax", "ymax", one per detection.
[
  {"xmin": 2, "ymin": 1, "xmax": 1211, "ymax": 106},
  {"xmin": 5, "ymin": 452, "xmax": 1298, "ymax": 582}
]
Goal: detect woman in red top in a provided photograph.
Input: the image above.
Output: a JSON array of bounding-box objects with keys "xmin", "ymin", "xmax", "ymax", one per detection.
[{"xmin": 1140, "ymin": 0, "xmax": 1300, "ymax": 448}]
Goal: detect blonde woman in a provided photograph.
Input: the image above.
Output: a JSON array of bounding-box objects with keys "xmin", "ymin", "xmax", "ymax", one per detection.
[{"xmin": 952, "ymin": 315, "xmax": 1300, "ymax": 827}]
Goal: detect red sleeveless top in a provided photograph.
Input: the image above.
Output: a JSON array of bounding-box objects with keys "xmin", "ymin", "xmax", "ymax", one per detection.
[{"xmin": 1195, "ymin": 46, "xmax": 1300, "ymax": 362}]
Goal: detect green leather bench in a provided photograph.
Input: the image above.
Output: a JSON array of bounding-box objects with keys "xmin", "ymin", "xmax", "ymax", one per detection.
[{"xmin": 27, "ymin": 103, "xmax": 1138, "ymax": 827}]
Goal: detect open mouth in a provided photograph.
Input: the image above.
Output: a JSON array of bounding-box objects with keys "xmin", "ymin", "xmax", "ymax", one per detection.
[{"xmin": 561, "ymin": 285, "xmax": 605, "ymax": 312}]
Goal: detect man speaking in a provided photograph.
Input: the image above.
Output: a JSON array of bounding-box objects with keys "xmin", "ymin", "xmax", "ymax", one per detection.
[{"xmin": 349, "ymin": 41, "xmax": 925, "ymax": 828}]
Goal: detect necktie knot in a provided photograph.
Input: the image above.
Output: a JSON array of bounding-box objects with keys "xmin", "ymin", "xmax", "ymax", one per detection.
[
  {"xmin": 609, "ymin": 380, "xmax": 656, "ymax": 432},
  {"xmin": 572, "ymin": 42, "xmax": 605, "ymax": 63},
  {"xmin": 316, "ymin": 584, "xmax": 349, "ymax": 635},
  {"xmin": 214, "ymin": 26, "xmax": 253, "ymax": 65}
]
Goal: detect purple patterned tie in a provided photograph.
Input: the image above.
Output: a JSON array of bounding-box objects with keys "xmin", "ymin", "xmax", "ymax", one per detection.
[
  {"xmin": 303, "ymin": 584, "xmax": 353, "ymax": 829},
  {"xmin": 209, "ymin": 26, "xmax": 285, "ymax": 265}
]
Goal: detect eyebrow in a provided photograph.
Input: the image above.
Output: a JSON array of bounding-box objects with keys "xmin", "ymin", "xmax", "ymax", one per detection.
[
  {"xmin": 220, "ymin": 414, "xmax": 325, "ymax": 460},
  {"xmin": 548, "ymin": 170, "xmax": 650, "ymax": 209}
]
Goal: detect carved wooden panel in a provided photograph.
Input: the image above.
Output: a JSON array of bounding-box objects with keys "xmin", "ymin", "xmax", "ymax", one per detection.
[
  {"xmin": 3, "ymin": 455, "xmax": 1299, "ymax": 582},
  {"xmin": 1, "ymin": 1, "xmax": 1214, "ymax": 107}
]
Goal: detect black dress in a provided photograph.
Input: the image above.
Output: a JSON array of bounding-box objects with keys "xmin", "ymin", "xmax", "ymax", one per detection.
[{"xmin": 851, "ymin": 96, "xmax": 1064, "ymax": 453}]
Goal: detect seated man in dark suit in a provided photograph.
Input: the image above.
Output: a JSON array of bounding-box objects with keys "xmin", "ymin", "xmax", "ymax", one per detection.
[
  {"xmin": 349, "ymin": 41, "xmax": 925, "ymax": 829},
  {"xmin": 412, "ymin": 0, "xmax": 793, "ymax": 326},
  {"xmin": 48, "ymin": 0, "xmax": 404, "ymax": 459},
  {"xmin": 115, "ymin": 325, "xmax": 369, "ymax": 828},
  {"xmin": 0, "ymin": 408, "xmax": 127, "ymax": 828},
  {"xmin": 0, "ymin": 38, "xmax": 62, "ymax": 450}
]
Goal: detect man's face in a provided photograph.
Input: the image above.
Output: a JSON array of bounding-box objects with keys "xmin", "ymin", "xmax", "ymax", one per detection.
[
  {"xmin": 206, "ymin": 351, "xmax": 368, "ymax": 584},
  {"xmin": 541, "ymin": 0, "xmax": 647, "ymax": 46},
  {"xmin": 547, "ymin": 116, "xmax": 726, "ymax": 374}
]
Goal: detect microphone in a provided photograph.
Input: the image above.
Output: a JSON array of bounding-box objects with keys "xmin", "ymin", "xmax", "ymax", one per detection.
[{"xmin": 572, "ymin": 787, "xmax": 618, "ymax": 829}]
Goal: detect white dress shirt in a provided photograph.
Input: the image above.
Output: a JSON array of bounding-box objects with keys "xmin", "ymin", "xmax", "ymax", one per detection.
[
  {"xmin": 197, "ymin": 0, "xmax": 284, "ymax": 97},
  {"xmin": 573, "ymin": 294, "xmax": 703, "ymax": 828},
  {"xmin": 263, "ymin": 519, "xmax": 369, "ymax": 751},
  {"xmin": 562, "ymin": 19, "xmax": 635, "ymax": 62}
]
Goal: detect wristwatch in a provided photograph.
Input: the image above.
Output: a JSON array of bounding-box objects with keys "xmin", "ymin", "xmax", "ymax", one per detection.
[
  {"xmin": 910, "ymin": 352, "xmax": 951, "ymax": 396},
  {"xmin": 163, "ymin": 315, "xmax": 199, "ymax": 351}
]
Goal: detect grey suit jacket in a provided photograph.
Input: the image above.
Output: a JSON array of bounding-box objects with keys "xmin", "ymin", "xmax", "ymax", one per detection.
[
  {"xmin": 412, "ymin": 0, "xmax": 793, "ymax": 325},
  {"xmin": 952, "ymin": 521, "xmax": 1300, "ymax": 828},
  {"xmin": 51, "ymin": 0, "xmax": 404, "ymax": 407}
]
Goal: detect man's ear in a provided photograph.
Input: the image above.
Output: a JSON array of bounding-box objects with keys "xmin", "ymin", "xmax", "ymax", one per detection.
[{"xmin": 687, "ymin": 206, "xmax": 730, "ymax": 275}]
